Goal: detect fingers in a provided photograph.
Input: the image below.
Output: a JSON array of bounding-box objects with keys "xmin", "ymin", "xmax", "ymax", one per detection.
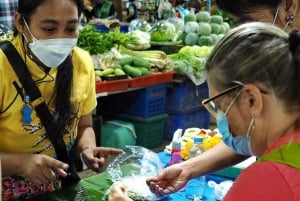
[
  {"xmin": 48, "ymin": 157, "xmax": 69, "ymax": 175},
  {"xmin": 110, "ymin": 183, "xmax": 126, "ymax": 194},
  {"xmin": 81, "ymin": 147, "xmax": 123, "ymax": 172}
]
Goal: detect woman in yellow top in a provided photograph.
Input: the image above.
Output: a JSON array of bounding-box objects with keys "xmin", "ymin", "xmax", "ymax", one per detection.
[{"xmin": 0, "ymin": 0, "xmax": 122, "ymax": 200}]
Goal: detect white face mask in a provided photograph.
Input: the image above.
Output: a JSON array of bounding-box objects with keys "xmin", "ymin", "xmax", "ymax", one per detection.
[{"xmin": 23, "ymin": 19, "xmax": 77, "ymax": 68}]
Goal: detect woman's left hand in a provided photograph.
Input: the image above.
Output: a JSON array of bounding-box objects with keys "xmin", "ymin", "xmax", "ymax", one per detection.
[{"xmin": 81, "ymin": 146, "xmax": 123, "ymax": 172}]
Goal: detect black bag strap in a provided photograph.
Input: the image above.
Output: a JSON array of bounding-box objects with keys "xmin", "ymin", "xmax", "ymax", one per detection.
[{"xmin": 0, "ymin": 41, "xmax": 80, "ymax": 184}]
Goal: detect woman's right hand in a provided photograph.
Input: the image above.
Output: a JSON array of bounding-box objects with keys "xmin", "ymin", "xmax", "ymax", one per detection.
[
  {"xmin": 146, "ymin": 163, "xmax": 191, "ymax": 196},
  {"xmin": 108, "ymin": 184, "xmax": 133, "ymax": 201},
  {"xmin": 20, "ymin": 154, "xmax": 69, "ymax": 185}
]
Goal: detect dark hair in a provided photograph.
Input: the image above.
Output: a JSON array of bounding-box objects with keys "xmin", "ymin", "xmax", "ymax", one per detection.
[
  {"xmin": 206, "ymin": 22, "xmax": 300, "ymax": 112},
  {"xmin": 215, "ymin": 0, "xmax": 279, "ymax": 19},
  {"xmin": 17, "ymin": 0, "xmax": 83, "ymax": 140},
  {"xmin": 18, "ymin": 0, "xmax": 83, "ymax": 20}
]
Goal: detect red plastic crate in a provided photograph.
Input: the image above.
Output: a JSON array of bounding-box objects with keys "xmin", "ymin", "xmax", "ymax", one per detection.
[
  {"xmin": 128, "ymin": 71, "xmax": 175, "ymax": 88},
  {"xmin": 95, "ymin": 79, "xmax": 129, "ymax": 93}
]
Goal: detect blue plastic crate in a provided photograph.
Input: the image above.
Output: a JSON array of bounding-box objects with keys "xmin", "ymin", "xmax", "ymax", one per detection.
[
  {"xmin": 165, "ymin": 80, "xmax": 209, "ymax": 113},
  {"xmin": 164, "ymin": 107, "xmax": 210, "ymax": 140},
  {"xmin": 99, "ymin": 84, "xmax": 168, "ymax": 118},
  {"xmin": 93, "ymin": 24, "xmax": 129, "ymax": 33}
]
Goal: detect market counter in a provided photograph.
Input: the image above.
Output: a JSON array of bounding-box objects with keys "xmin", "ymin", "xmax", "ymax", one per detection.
[{"xmin": 39, "ymin": 152, "xmax": 232, "ymax": 201}]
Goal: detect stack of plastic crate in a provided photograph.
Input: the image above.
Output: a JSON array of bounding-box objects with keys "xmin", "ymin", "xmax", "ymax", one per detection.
[
  {"xmin": 98, "ymin": 84, "xmax": 169, "ymax": 149},
  {"xmin": 164, "ymin": 80, "xmax": 210, "ymax": 140}
]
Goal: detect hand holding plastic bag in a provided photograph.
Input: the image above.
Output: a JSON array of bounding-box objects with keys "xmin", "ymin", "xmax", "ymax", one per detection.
[{"xmin": 103, "ymin": 146, "xmax": 166, "ymax": 201}]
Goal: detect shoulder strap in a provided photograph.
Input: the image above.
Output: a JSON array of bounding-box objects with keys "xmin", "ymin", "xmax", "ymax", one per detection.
[
  {"xmin": 0, "ymin": 41, "xmax": 54, "ymax": 133},
  {"xmin": 0, "ymin": 41, "xmax": 80, "ymax": 184}
]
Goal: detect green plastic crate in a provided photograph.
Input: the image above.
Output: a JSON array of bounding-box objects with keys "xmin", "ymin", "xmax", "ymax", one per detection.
[{"xmin": 116, "ymin": 114, "xmax": 168, "ymax": 149}]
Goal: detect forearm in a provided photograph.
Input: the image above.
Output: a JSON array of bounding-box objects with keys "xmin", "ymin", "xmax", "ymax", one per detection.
[
  {"xmin": 182, "ymin": 141, "xmax": 249, "ymax": 179},
  {"xmin": 73, "ymin": 114, "xmax": 97, "ymax": 157},
  {"xmin": 0, "ymin": 153, "xmax": 28, "ymax": 176}
]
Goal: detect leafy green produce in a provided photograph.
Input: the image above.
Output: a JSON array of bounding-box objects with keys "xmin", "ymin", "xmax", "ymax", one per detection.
[
  {"xmin": 150, "ymin": 21, "xmax": 176, "ymax": 41},
  {"xmin": 197, "ymin": 22, "xmax": 212, "ymax": 36},
  {"xmin": 169, "ymin": 52, "xmax": 205, "ymax": 78},
  {"xmin": 211, "ymin": 15, "xmax": 224, "ymax": 24},
  {"xmin": 196, "ymin": 11, "xmax": 210, "ymax": 22},
  {"xmin": 198, "ymin": 35, "xmax": 214, "ymax": 46},
  {"xmin": 184, "ymin": 13, "xmax": 196, "ymax": 23},
  {"xmin": 184, "ymin": 32, "xmax": 199, "ymax": 46},
  {"xmin": 78, "ymin": 25, "xmax": 129, "ymax": 54},
  {"xmin": 184, "ymin": 21, "xmax": 199, "ymax": 33},
  {"xmin": 211, "ymin": 23, "xmax": 221, "ymax": 34}
]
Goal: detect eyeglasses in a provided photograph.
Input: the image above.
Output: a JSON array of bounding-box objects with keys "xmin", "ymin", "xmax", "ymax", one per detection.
[{"xmin": 202, "ymin": 82, "xmax": 244, "ymax": 118}]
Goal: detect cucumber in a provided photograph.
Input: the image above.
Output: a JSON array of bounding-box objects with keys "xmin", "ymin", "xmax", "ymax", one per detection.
[
  {"xmin": 119, "ymin": 57, "xmax": 133, "ymax": 66},
  {"xmin": 136, "ymin": 67, "xmax": 150, "ymax": 75},
  {"xmin": 112, "ymin": 64, "xmax": 122, "ymax": 69},
  {"xmin": 114, "ymin": 68, "xmax": 126, "ymax": 76},
  {"xmin": 132, "ymin": 56, "xmax": 150, "ymax": 69},
  {"xmin": 101, "ymin": 68, "xmax": 115, "ymax": 76},
  {"xmin": 95, "ymin": 69, "xmax": 103, "ymax": 76},
  {"xmin": 123, "ymin": 65, "xmax": 142, "ymax": 77}
]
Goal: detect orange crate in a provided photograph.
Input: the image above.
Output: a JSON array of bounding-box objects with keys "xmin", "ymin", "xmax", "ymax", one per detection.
[
  {"xmin": 128, "ymin": 71, "xmax": 175, "ymax": 88},
  {"xmin": 95, "ymin": 79, "xmax": 129, "ymax": 93}
]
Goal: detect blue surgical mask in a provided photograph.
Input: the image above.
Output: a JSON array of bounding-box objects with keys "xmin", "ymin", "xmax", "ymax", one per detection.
[{"xmin": 216, "ymin": 110, "xmax": 254, "ymax": 156}]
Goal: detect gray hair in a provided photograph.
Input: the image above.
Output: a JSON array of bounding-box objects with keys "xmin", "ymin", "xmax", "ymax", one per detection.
[{"xmin": 206, "ymin": 22, "xmax": 300, "ymax": 110}]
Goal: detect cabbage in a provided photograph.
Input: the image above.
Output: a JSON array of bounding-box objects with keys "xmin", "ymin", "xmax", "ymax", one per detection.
[
  {"xmin": 150, "ymin": 20, "xmax": 177, "ymax": 42},
  {"xmin": 128, "ymin": 19, "xmax": 152, "ymax": 32}
]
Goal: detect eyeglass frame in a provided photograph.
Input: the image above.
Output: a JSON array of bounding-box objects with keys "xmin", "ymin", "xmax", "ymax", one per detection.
[{"xmin": 202, "ymin": 81, "xmax": 244, "ymax": 118}]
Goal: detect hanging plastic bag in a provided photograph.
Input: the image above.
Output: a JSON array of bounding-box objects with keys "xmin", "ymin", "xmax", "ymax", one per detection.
[
  {"xmin": 157, "ymin": 0, "xmax": 173, "ymax": 19},
  {"xmin": 103, "ymin": 146, "xmax": 166, "ymax": 201}
]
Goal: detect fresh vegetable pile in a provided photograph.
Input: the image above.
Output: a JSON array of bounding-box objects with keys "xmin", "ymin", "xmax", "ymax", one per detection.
[
  {"xmin": 150, "ymin": 20, "xmax": 178, "ymax": 42},
  {"xmin": 94, "ymin": 46, "xmax": 174, "ymax": 81},
  {"xmin": 77, "ymin": 25, "xmax": 129, "ymax": 54},
  {"xmin": 168, "ymin": 45, "xmax": 214, "ymax": 85},
  {"xmin": 182, "ymin": 11, "xmax": 231, "ymax": 46}
]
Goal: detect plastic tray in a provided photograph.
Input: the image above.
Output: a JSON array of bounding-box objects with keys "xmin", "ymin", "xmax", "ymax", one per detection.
[
  {"xmin": 129, "ymin": 71, "xmax": 175, "ymax": 88},
  {"xmin": 95, "ymin": 79, "xmax": 129, "ymax": 93}
]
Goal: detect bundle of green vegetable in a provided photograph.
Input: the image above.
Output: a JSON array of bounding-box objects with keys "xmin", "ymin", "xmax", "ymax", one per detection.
[
  {"xmin": 77, "ymin": 25, "xmax": 129, "ymax": 54},
  {"xmin": 150, "ymin": 20, "xmax": 178, "ymax": 42},
  {"xmin": 168, "ymin": 45, "xmax": 214, "ymax": 85},
  {"xmin": 118, "ymin": 46, "xmax": 174, "ymax": 73},
  {"xmin": 125, "ymin": 30, "xmax": 151, "ymax": 50}
]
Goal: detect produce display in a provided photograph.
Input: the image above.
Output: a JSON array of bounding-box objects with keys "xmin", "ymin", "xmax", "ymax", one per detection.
[
  {"xmin": 150, "ymin": 20, "xmax": 178, "ymax": 42},
  {"xmin": 94, "ymin": 46, "xmax": 174, "ymax": 81},
  {"xmin": 78, "ymin": 9, "xmax": 234, "ymax": 86},
  {"xmin": 168, "ymin": 45, "xmax": 213, "ymax": 85},
  {"xmin": 182, "ymin": 10, "xmax": 230, "ymax": 46},
  {"xmin": 164, "ymin": 128, "xmax": 222, "ymax": 160},
  {"xmin": 77, "ymin": 25, "xmax": 129, "ymax": 54}
]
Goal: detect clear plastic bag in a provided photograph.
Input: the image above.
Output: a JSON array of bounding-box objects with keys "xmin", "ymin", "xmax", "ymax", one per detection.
[
  {"xmin": 207, "ymin": 180, "xmax": 233, "ymax": 201},
  {"xmin": 103, "ymin": 146, "xmax": 165, "ymax": 201}
]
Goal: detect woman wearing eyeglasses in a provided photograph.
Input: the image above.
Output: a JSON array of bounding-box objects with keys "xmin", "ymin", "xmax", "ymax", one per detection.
[{"xmin": 145, "ymin": 22, "xmax": 300, "ymax": 201}]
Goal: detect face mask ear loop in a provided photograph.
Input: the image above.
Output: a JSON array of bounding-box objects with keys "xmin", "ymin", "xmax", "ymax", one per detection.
[
  {"xmin": 246, "ymin": 118, "xmax": 255, "ymax": 138},
  {"xmin": 22, "ymin": 17, "xmax": 35, "ymax": 40},
  {"xmin": 224, "ymin": 91, "xmax": 241, "ymax": 115},
  {"xmin": 272, "ymin": 5, "xmax": 280, "ymax": 25}
]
